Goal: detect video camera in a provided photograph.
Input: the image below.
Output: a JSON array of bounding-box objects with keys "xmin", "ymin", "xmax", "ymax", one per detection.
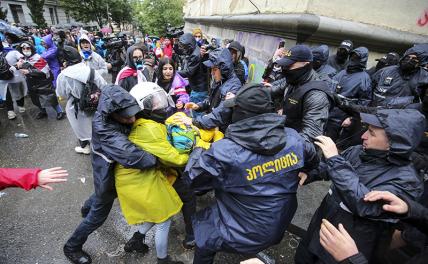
[
  {"xmin": 104, "ymin": 37, "xmax": 127, "ymax": 50},
  {"xmin": 166, "ymin": 25, "xmax": 184, "ymax": 38}
]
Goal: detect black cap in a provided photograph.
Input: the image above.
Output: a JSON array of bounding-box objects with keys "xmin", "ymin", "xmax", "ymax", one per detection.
[
  {"xmin": 339, "ymin": 40, "xmax": 353, "ymax": 51},
  {"xmin": 224, "ymin": 83, "xmax": 274, "ymax": 113},
  {"xmin": 276, "ymin": 45, "xmax": 313, "ymax": 68},
  {"xmin": 116, "ymin": 104, "xmax": 141, "ymax": 118},
  {"xmin": 375, "ymin": 52, "xmax": 400, "ymax": 65}
]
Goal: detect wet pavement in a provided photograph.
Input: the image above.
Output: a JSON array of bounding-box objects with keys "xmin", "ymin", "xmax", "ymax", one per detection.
[{"xmin": 0, "ymin": 96, "xmax": 329, "ymax": 264}]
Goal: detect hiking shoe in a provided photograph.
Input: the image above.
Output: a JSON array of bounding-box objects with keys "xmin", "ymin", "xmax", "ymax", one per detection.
[
  {"xmin": 182, "ymin": 238, "xmax": 195, "ymax": 250},
  {"xmin": 157, "ymin": 255, "xmax": 184, "ymax": 264},
  {"xmin": 63, "ymin": 246, "xmax": 92, "ymax": 264},
  {"xmin": 18, "ymin": 106, "xmax": 26, "ymax": 113},
  {"xmin": 7, "ymin": 111, "xmax": 16, "ymax": 120},
  {"xmin": 75, "ymin": 145, "xmax": 90, "ymax": 155},
  {"xmin": 124, "ymin": 231, "xmax": 149, "ymax": 253},
  {"xmin": 56, "ymin": 112, "xmax": 66, "ymax": 120}
]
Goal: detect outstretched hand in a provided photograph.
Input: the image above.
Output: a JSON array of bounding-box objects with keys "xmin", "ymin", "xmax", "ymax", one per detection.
[
  {"xmin": 314, "ymin": 136, "xmax": 339, "ymax": 159},
  {"xmin": 320, "ymin": 219, "xmax": 359, "ymax": 262},
  {"xmin": 364, "ymin": 191, "xmax": 409, "ymax": 214},
  {"xmin": 172, "ymin": 114, "xmax": 193, "ymax": 126},
  {"xmin": 37, "ymin": 167, "xmax": 68, "ymax": 190}
]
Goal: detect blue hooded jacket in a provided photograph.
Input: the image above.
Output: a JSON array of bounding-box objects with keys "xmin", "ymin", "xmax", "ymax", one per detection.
[
  {"xmin": 91, "ymin": 85, "xmax": 157, "ymax": 199},
  {"xmin": 185, "ymin": 113, "xmax": 318, "ymax": 254}
]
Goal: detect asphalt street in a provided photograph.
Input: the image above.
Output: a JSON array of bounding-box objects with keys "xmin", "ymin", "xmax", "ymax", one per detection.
[{"xmin": 0, "ymin": 95, "xmax": 329, "ymax": 264}]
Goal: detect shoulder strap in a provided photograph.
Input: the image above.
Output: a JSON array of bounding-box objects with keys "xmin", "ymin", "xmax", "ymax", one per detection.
[{"xmin": 88, "ymin": 68, "xmax": 95, "ymax": 83}]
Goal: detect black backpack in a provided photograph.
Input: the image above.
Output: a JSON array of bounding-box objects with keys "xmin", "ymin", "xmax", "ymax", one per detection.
[
  {"xmin": 0, "ymin": 52, "xmax": 14, "ymax": 80},
  {"xmin": 79, "ymin": 68, "xmax": 100, "ymax": 112}
]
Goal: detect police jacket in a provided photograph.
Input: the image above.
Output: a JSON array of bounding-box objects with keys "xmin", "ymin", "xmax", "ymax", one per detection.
[
  {"xmin": 177, "ymin": 34, "xmax": 208, "ymax": 92},
  {"xmin": 91, "ymin": 85, "xmax": 157, "ymax": 200},
  {"xmin": 300, "ymin": 109, "xmax": 425, "ymax": 264},
  {"xmin": 193, "ymin": 49, "xmax": 242, "ymax": 131},
  {"xmin": 185, "ymin": 113, "xmax": 319, "ymax": 254},
  {"xmin": 274, "ymin": 70, "xmax": 333, "ymax": 142}
]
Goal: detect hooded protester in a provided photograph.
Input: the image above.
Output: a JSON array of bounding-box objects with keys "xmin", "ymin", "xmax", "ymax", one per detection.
[
  {"xmin": 326, "ymin": 47, "xmax": 372, "ymax": 147},
  {"xmin": 63, "ymin": 85, "xmax": 157, "ymax": 264},
  {"xmin": 32, "ymin": 35, "xmax": 46, "ymax": 55},
  {"xmin": 17, "ymin": 41, "xmax": 65, "ymax": 120},
  {"xmin": 270, "ymin": 44, "xmax": 333, "ymax": 142},
  {"xmin": 177, "ymin": 33, "xmax": 209, "ymax": 109},
  {"xmin": 371, "ymin": 44, "xmax": 428, "ymax": 107},
  {"xmin": 78, "ymin": 34, "xmax": 108, "ymax": 77},
  {"xmin": 0, "ymin": 41, "xmax": 28, "ymax": 120},
  {"xmin": 327, "ymin": 40, "xmax": 353, "ymax": 72},
  {"xmin": 56, "ymin": 46, "xmax": 107, "ymax": 154},
  {"xmin": 175, "ymin": 48, "xmax": 242, "ymax": 132},
  {"xmin": 295, "ymin": 109, "xmax": 425, "ymax": 264},
  {"xmin": 311, "ymin": 45, "xmax": 337, "ymax": 80},
  {"xmin": 185, "ymin": 83, "xmax": 319, "ymax": 264},
  {"xmin": 114, "ymin": 82, "xmax": 186, "ymax": 264},
  {"xmin": 366, "ymin": 52, "xmax": 400, "ymax": 77},
  {"xmin": 227, "ymin": 41, "xmax": 248, "ymax": 85},
  {"xmin": 41, "ymin": 34, "xmax": 61, "ymax": 87},
  {"xmin": 115, "ymin": 45, "xmax": 150, "ymax": 91}
]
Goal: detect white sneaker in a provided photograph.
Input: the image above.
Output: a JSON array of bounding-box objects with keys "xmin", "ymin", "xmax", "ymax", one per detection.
[
  {"xmin": 74, "ymin": 145, "xmax": 91, "ymax": 155},
  {"xmin": 7, "ymin": 111, "xmax": 16, "ymax": 120},
  {"xmin": 18, "ymin": 107, "xmax": 26, "ymax": 113}
]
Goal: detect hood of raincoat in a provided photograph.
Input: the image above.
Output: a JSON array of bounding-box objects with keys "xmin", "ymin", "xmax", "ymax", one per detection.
[
  {"xmin": 312, "ymin": 45, "xmax": 329, "ymax": 63},
  {"xmin": 17, "ymin": 41, "xmax": 36, "ymax": 56},
  {"xmin": 350, "ymin": 47, "xmax": 369, "ymax": 67},
  {"xmin": 204, "ymin": 48, "xmax": 235, "ymax": 81},
  {"xmin": 78, "ymin": 34, "xmax": 94, "ymax": 59},
  {"xmin": 97, "ymin": 84, "xmax": 140, "ymax": 118},
  {"xmin": 178, "ymin": 33, "xmax": 196, "ymax": 52},
  {"xmin": 42, "ymin": 34, "xmax": 55, "ymax": 49},
  {"xmin": 403, "ymin": 43, "xmax": 428, "ymax": 66},
  {"xmin": 225, "ymin": 113, "xmax": 287, "ymax": 155},
  {"xmin": 228, "ymin": 41, "xmax": 244, "ymax": 61},
  {"xmin": 376, "ymin": 109, "xmax": 426, "ymax": 164}
]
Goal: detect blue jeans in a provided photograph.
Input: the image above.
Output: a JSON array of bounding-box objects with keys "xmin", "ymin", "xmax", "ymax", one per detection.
[
  {"xmin": 138, "ymin": 218, "xmax": 172, "ymax": 259},
  {"xmin": 64, "ymin": 193, "xmax": 115, "ymax": 251}
]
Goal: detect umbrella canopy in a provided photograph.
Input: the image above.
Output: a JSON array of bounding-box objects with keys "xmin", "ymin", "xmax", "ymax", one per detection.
[{"xmin": 101, "ymin": 27, "xmax": 112, "ymax": 34}]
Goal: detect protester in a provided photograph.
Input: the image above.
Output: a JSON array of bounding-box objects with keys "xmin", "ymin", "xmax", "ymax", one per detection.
[
  {"xmin": 192, "ymin": 28, "xmax": 208, "ymax": 47},
  {"xmin": 227, "ymin": 41, "xmax": 248, "ymax": 85},
  {"xmin": 56, "ymin": 46, "xmax": 107, "ymax": 154},
  {"xmin": 327, "ymin": 40, "xmax": 353, "ymax": 72},
  {"xmin": 41, "ymin": 34, "xmax": 61, "ymax": 87},
  {"xmin": 270, "ymin": 44, "xmax": 333, "ymax": 142},
  {"xmin": 17, "ymin": 41, "xmax": 65, "ymax": 120},
  {"xmin": 0, "ymin": 167, "xmax": 68, "ymax": 191},
  {"xmin": 185, "ymin": 83, "xmax": 319, "ymax": 264},
  {"xmin": 78, "ymin": 34, "xmax": 108, "ymax": 76},
  {"xmin": 63, "ymin": 85, "xmax": 157, "ymax": 264},
  {"xmin": 295, "ymin": 109, "xmax": 425, "ymax": 264},
  {"xmin": 115, "ymin": 45, "xmax": 150, "ymax": 91}
]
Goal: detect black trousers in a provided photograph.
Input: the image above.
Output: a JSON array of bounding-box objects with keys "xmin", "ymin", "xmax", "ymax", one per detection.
[
  {"xmin": 193, "ymin": 246, "xmax": 216, "ymax": 264},
  {"xmin": 173, "ymin": 176, "xmax": 196, "ymax": 240},
  {"xmin": 5, "ymin": 88, "xmax": 24, "ymax": 111}
]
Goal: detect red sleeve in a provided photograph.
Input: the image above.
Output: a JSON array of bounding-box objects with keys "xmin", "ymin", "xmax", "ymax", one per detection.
[{"xmin": 0, "ymin": 168, "xmax": 41, "ymax": 191}]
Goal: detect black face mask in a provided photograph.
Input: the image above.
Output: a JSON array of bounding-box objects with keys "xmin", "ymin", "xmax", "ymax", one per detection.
[
  {"xmin": 312, "ymin": 60, "xmax": 322, "ymax": 70},
  {"xmin": 375, "ymin": 60, "xmax": 387, "ymax": 71},
  {"xmin": 346, "ymin": 57, "xmax": 364, "ymax": 73},
  {"xmin": 399, "ymin": 56, "xmax": 419, "ymax": 74},
  {"xmin": 283, "ymin": 63, "xmax": 313, "ymax": 85},
  {"xmin": 336, "ymin": 49, "xmax": 349, "ymax": 63}
]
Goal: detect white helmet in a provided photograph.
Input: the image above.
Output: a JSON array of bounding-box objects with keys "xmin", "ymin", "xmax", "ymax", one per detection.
[{"xmin": 129, "ymin": 82, "xmax": 175, "ymax": 111}]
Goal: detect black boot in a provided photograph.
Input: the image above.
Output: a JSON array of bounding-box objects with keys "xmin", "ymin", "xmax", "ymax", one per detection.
[
  {"xmin": 157, "ymin": 255, "xmax": 184, "ymax": 264},
  {"xmin": 63, "ymin": 246, "xmax": 92, "ymax": 264},
  {"xmin": 124, "ymin": 231, "xmax": 149, "ymax": 253},
  {"xmin": 56, "ymin": 111, "xmax": 66, "ymax": 120},
  {"xmin": 35, "ymin": 111, "xmax": 48, "ymax": 119}
]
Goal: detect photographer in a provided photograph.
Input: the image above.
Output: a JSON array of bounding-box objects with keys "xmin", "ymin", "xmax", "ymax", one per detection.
[{"xmin": 105, "ymin": 39, "xmax": 126, "ymax": 82}]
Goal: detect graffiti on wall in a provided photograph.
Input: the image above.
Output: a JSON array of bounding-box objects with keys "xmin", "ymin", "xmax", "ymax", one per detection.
[{"xmin": 417, "ymin": 9, "xmax": 428, "ymax": 27}]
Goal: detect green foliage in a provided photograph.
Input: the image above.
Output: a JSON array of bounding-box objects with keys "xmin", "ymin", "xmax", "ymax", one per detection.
[
  {"xmin": 60, "ymin": 0, "xmax": 133, "ymax": 28},
  {"xmin": 133, "ymin": 0, "xmax": 184, "ymax": 36},
  {"xmin": 27, "ymin": 0, "xmax": 47, "ymax": 27},
  {"xmin": 0, "ymin": 7, "xmax": 7, "ymax": 20}
]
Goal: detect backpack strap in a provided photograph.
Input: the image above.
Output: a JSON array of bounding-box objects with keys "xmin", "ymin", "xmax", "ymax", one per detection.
[{"xmin": 88, "ymin": 68, "xmax": 95, "ymax": 83}]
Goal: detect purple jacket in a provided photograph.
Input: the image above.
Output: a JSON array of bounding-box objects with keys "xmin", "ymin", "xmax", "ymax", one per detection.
[{"xmin": 41, "ymin": 34, "xmax": 60, "ymax": 86}]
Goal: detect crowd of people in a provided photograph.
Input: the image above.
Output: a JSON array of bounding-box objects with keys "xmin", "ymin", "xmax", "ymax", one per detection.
[{"xmin": 1, "ymin": 23, "xmax": 428, "ymax": 264}]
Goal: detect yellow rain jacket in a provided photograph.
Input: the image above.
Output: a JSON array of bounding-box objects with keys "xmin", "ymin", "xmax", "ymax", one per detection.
[{"xmin": 115, "ymin": 118, "xmax": 189, "ymax": 225}]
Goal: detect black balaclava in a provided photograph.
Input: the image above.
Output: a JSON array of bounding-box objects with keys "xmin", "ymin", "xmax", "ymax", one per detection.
[
  {"xmin": 399, "ymin": 55, "xmax": 419, "ymax": 75},
  {"xmin": 336, "ymin": 48, "xmax": 349, "ymax": 64},
  {"xmin": 283, "ymin": 63, "xmax": 313, "ymax": 85}
]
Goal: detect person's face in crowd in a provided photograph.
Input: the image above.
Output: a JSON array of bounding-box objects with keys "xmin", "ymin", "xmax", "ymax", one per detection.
[
  {"xmin": 194, "ymin": 33, "xmax": 202, "ymax": 42},
  {"xmin": 111, "ymin": 112, "xmax": 136, "ymax": 125},
  {"xmin": 336, "ymin": 47, "xmax": 349, "ymax": 59},
  {"xmin": 349, "ymin": 53, "xmax": 360, "ymax": 62},
  {"xmin": 229, "ymin": 49, "xmax": 238, "ymax": 63},
  {"xmin": 80, "ymin": 40, "xmax": 91, "ymax": 51},
  {"xmin": 164, "ymin": 39, "xmax": 171, "ymax": 46},
  {"xmin": 21, "ymin": 46, "xmax": 32, "ymax": 57},
  {"xmin": 211, "ymin": 66, "xmax": 222, "ymax": 82},
  {"xmin": 132, "ymin": 49, "xmax": 144, "ymax": 61},
  {"xmin": 162, "ymin": 63, "xmax": 174, "ymax": 80},
  {"xmin": 400, "ymin": 54, "xmax": 419, "ymax": 73},
  {"xmin": 288, "ymin": 61, "xmax": 309, "ymax": 70},
  {"xmin": 361, "ymin": 125, "xmax": 390, "ymax": 151}
]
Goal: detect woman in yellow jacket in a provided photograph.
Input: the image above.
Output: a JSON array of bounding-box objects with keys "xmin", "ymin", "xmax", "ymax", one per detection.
[{"xmin": 115, "ymin": 82, "xmax": 188, "ymax": 264}]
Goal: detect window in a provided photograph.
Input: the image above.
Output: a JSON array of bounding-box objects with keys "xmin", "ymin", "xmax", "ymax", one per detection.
[
  {"xmin": 54, "ymin": 8, "xmax": 59, "ymax": 24},
  {"xmin": 49, "ymin": 8, "xmax": 55, "ymax": 25},
  {"xmin": 9, "ymin": 4, "xmax": 25, "ymax": 24}
]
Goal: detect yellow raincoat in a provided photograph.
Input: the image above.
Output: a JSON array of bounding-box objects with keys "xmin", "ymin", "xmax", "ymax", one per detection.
[{"xmin": 115, "ymin": 118, "xmax": 189, "ymax": 225}]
